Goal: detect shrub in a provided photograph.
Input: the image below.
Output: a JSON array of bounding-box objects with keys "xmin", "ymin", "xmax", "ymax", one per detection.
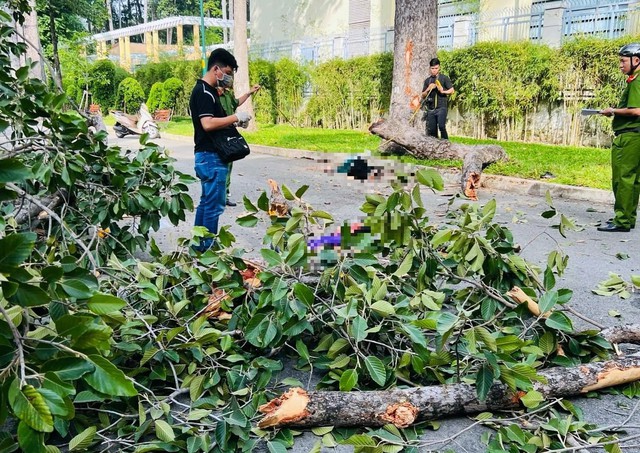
[
  {"xmin": 250, "ymin": 59, "xmax": 277, "ymax": 123},
  {"xmin": 160, "ymin": 77, "xmax": 184, "ymax": 111},
  {"xmin": 171, "ymin": 60, "xmax": 201, "ymax": 116},
  {"xmin": 147, "ymin": 82, "xmax": 164, "ymax": 112},
  {"xmin": 273, "ymin": 58, "xmax": 308, "ymax": 125},
  {"xmin": 116, "ymin": 77, "xmax": 146, "ymax": 114},
  {"xmin": 134, "ymin": 61, "xmax": 173, "ymax": 94},
  {"xmin": 305, "ymin": 53, "xmax": 393, "ymax": 129},
  {"xmin": 89, "ymin": 59, "xmax": 118, "ymax": 114}
]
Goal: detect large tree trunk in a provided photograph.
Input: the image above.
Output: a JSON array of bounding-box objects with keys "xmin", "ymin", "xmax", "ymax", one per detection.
[
  {"xmin": 258, "ymin": 325, "xmax": 640, "ymax": 429},
  {"xmin": 233, "ymin": 0, "xmax": 255, "ymax": 131},
  {"xmin": 22, "ymin": 0, "xmax": 45, "ymax": 80},
  {"xmin": 370, "ymin": 119, "xmax": 506, "ymax": 199},
  {"xmin": 389, "ymin": 0, "xmax": 437, "ymax": 127}
]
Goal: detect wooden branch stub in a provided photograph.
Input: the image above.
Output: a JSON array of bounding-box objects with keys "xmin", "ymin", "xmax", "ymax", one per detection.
[
  {"xmin": 506, "ymin": 286, "xmax": 544, "ymax": 317},
  {"xmin": 258, "ymin": 387, "xmax": 310, "ymax": 428}
]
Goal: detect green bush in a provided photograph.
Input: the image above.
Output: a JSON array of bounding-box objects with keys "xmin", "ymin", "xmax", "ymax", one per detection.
[
  {"xmin": 116, "ymin": 77, "xmax": 146, "ymax": 114},
  {"xmin": 134, "ymin": 61, "xmax": 173, "ymax": 94},
  {"xmin": 250, "ymin": 59, "xmax": 277, "ymax": 123},
  {"xmin": 89, "ymin": 59, "xmax": 118, "ymax": 114},
  {"xmin": 160, "ymin": 77, "xmax": 184, "ymax": 111},
  {"xmin": 273, "ymin": 58, "xmax": 308, "ymax": 125},
  {"xmin": 305, "ymin": 53, "xmax": 393, "ymax": 129},
  {"xmin": 147, "ymin": 82, "xmax": 164, "ymax": 112},
  {"xmin": 171, "ymin": 60, "xmax": 201, "ymax": 116}
]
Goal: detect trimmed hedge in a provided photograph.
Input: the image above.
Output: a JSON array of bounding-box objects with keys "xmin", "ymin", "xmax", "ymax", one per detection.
[
  {"xmin": 160, "ymin": 77, "xmax": 184, "ymax": 111},
  {"xmin": 116, "ymin": 77, "xmax": 146, "ymax": 114},
  {"xmin": 147, "ymin": 82, "xmax": 164, "ymax": 113}
]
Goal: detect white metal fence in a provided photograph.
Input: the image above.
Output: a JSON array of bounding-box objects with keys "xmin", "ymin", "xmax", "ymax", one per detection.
[{"xmin": 249, "ymin": 0, "xmax": 640, "ymax": 63}]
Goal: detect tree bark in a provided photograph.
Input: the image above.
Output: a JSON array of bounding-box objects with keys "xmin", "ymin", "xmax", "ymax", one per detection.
[
  {"xmin": 233, "ymin": 0, "xmax": 256, "ymax": 131},
  {"xmin": 258, "ymin": 325, "xmax": 640, "ymax": 429},
  {"xmin": 21, "ymin": 0, "xmax": 45, "ymax": 80},
  {"xmin": 369, "ymin": 118, "xmax": 506, "ymax": 199},
  {"xmin": 389, "ymin": 0, "xmax": 437, "ymax": 128},
  {"xmin": 259, "ymin": 355, "xmax": 640, "ymax": 429}
]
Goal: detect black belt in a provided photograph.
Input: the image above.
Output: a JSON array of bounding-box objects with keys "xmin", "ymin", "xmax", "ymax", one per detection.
[{"xmin": 614, "ymin": 127, "xmax": 640, "ymax": 136}]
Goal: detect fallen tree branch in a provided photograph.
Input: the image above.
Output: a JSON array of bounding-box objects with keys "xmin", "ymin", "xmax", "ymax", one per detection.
[
  {"xmin": 369, "ymin": 119, "xmax": 506, "ymax": 200},
  {"xmin": 258, "ymin": 355, "xmax": 640, "ymax": 429}
]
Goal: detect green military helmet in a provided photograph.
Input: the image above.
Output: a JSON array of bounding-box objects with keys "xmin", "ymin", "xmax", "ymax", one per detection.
[{"xmin": 619, "ymin": 43, "xmax": 640, "ymax": 57}]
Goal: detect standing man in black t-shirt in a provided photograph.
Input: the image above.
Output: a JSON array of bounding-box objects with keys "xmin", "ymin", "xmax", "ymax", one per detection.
[
  {"xmin": 189, "ymin": 48, "xmax": 251, "ymax": 251},
  {"xmin": 421, "ymin": 58, "xmax": 454, "ymax": 140}
]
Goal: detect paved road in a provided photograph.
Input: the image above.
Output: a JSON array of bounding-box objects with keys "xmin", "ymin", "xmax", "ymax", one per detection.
[{"xmin": 112, "ymin": 134, "xmax": 640, "ymax": 452}]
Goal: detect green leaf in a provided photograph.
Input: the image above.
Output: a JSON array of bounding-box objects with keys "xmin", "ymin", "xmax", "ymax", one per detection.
[
  {"xmin": 402, "ymin": 324, "xmax": 427, "ymax": 347},
  {"xmin": 17, "ymin": 422, "xmax": 46, "ymax": 453},
  {"xmin": 83, "ymin": 355, "xmax": 137, "ymax": 397},
  {"xmin": 281, "ymin": 184, "xmax": 295, "ymax": 200},
  {"xmin": 370, "ymin": 300, "xmax": 395, "ymax": 317},
  {"xmin": 537, "ymin": 290, "xmax": 558, "ymax": 314},
  {"xmin": 293, "ymin": 283, "xmax": 314, "ymax": 307},
  {"xmin": 476, "ymin": 364, "xmax": 493, "ymax": 401},
  {"xmin": 0, "ymin": 158, "xmax": 31, "ymax": 183},
  {"xmin": 341, "ymin": 434, "xmax": 376, "ymax": 446},
  {"xmin": 545, "ymin": 312, "xmax": 573, "ymax": 332},
  {"xmin": 87, "ymin": 293, "xmax": 126, "ymax": 315},
  {"xmin": 267, "ymin": 441, "xmax": 288, "ymax": 453},
  {"xmin": 436, "ymin": 312, "xmax": 459, "ymax": 335},
  {"xmin": 520, "ymin": 390, "xmax": 544, "ymax": 409},
  {"xmin": 69, "ymin": 426, "xmax": 96, "ymax": 451},
  {"xmin": 42, "ymin": 358, "xmax": 94, "ymax": 381},
  {"xmin": 339, "ymin": 369, "xmax": 358, "ymax": 391},
  {"xmin": 416, "ymin": 168, "xmax": 444, "ymax": 191},
  {"xmin": 0, "ymin": 233, "xmax": 36, "ymax": 269},
  {"xmin": 154, "ymin": 419, "xmax": 175, "ymax": 442},
  {"xmin": 236, "ymin": 214, "xmax": 259, "ymax": 227},
  {"xmin": 538, "ymin": 331, "xmax": 556, "ymax": 355},
  {"xmin": 350, "ymin": 316, "xmax": 368, "ymax": 343},
  {"xmin": 364, "ymin": 356, "xmax": 386, "ymax": 386},
  {"xmin": 10, "ymin": 283, "xmax": 51, "ymax": 307},
  {"xmin": 59, "ymin": 280, "xmax": 93, "ymax": 299},
  {"xmin": 261, "ymin": 249, "xmax": 282, "ymax": 266},
  {"xmin": 393, "ymin": 251, "xmax": 414, "ymax": 277},
  {"xmin": 9, "ymin": 381, "xmax": 54, "ymax": 433}
]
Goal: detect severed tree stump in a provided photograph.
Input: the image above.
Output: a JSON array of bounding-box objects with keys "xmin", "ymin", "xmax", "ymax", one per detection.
[
  {"xmin": 369, "ymin": 119, "xmax": 506, "ymax": 200},
  {"xmin": 258, "ymin": 324, "xmax": 640, "ymax": 429}
]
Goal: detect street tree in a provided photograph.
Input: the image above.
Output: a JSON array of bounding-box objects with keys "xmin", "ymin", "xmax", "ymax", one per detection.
[{"xmin": 370, "ymin": 0, "xmax": 506, "ymax": 199}]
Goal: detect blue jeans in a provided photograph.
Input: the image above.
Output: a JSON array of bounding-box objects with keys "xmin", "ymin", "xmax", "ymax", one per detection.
[{"xmin": 194, "ymin": 152, "xmax": 228, "ymax": 249}]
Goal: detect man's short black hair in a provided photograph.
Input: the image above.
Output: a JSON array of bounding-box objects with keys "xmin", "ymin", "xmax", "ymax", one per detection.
[
  {"xmin": 429, "ymin": 58, "xmax": 440, "ymax": 67},
  {"xmin": 207, "ymin": 48, "xmax": 238, "ymax": 72}
]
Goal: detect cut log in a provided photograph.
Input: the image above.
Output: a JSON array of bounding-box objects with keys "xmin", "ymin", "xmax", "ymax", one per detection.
[
  {"xmin": 258, "ymin": 355, "xmax": 640, "ymax": 429},
  {"xmin": 369, "ymin": 118, "xmax": 506, "ymax": 200}
]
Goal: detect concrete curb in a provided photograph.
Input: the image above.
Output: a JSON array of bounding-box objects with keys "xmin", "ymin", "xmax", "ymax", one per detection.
[{"xmin": 160, "ymin": 133, "xmax": 614, "ymax": 205}]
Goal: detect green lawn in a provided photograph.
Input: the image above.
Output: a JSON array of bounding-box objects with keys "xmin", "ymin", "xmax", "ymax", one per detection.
[{"xmin": 106, "ymin": 115, "xmax": 612, "ymax": 190}]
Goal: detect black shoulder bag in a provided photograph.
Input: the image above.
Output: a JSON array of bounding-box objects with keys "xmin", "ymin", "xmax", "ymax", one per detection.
[{"xmin": 213, "ymin": 127, "xmax": 251, "ymax": 163}]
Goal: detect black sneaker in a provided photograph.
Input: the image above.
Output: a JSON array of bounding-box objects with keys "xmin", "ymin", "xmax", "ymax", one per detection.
[{"xmin": 226, "ymin": 199, "xmax": 237, "ymax": 207}]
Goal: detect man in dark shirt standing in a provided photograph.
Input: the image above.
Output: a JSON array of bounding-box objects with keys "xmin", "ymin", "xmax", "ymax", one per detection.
[
  {"xmin": 189, "ymin": 48, "xmax": 251, "ymax": 250},
  {"xmin": 421, "ymin": 58, "xmax": 454, "ymax": 140}
]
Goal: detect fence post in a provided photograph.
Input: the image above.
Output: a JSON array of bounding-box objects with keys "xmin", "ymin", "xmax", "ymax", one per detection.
[{"xmin": 541, "ymin": 2, "xmax": 565, "ymax": 47}]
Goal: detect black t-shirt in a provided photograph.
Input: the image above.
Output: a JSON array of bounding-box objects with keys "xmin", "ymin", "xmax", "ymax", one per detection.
[
  {"xmin": 189, "ymin": 79, "xmax": 237, "ymax": 153},
  {"xmin": 422, "ymin": 74, "xmax": 453, "ymax": 110}
]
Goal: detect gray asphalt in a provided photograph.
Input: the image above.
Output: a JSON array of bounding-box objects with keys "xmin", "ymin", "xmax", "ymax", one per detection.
[{"xmin": 111, "ymin": 133, "xmax": 640, "ymax": 452}]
